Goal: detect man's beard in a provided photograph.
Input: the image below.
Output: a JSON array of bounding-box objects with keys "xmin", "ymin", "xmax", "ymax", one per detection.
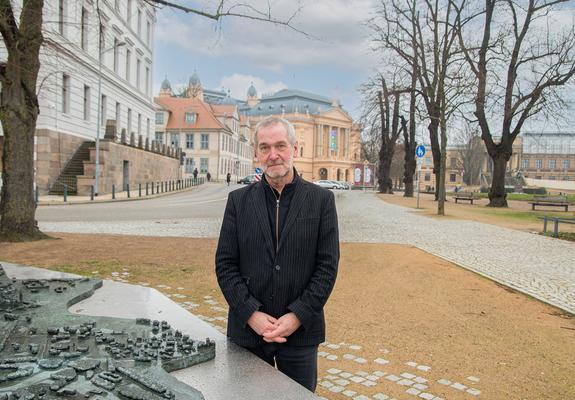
[{"xmin": 264, "ymin": 163, "xmax": 291, "ymax": 179}]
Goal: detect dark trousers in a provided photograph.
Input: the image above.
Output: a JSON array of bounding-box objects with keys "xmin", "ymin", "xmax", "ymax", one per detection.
[{"xmin": 247, "ymin": 343, "xmax": 318, "ymax": 392}]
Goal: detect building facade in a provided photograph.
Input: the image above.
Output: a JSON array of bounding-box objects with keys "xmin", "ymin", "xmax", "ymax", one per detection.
[
  {"xmin": 520, "ymin": 132, "xmax": 575, "ymax": 182},
  {"xmin": 240, "ymin": 87, "xmax": 362, "ymax": 182},
  {"xmin": 0, "ymin": 0, "xmax": 158, "ymax": 193},
  {"xmin": 155, "ymin": 75, "xmax": 254, "ymax": 182}
]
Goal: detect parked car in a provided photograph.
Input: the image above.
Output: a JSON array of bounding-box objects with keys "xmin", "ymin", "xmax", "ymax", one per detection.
[
  {"xmin": 313, "ymin": 180, "xmax": 342, "ymax": 189},
  {"xmin": 237, "ymin": 174, "xmax": 260, "ymax": 184},
  {"xmin": 333, "ymin": 181, "xmax": 351, "ymax": 190}
]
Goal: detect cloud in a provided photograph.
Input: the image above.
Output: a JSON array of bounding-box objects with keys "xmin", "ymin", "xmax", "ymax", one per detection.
[{"xmin": 217, "ymin": 74, "xmax": 288, "ymax": 99}]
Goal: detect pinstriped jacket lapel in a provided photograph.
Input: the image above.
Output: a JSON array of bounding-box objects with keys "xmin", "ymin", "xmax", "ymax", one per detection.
[
  {"xmin": 252, "ymin": 182, "xmax": 275, "ymax": 258},
  {"xmin": 277, "ymin": 180, "xmax": 309, "ymax": 253}
]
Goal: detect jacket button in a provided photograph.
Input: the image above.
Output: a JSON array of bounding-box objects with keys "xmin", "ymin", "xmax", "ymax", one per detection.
[{"xmin": 274, "ymin": 265, "xmax": 281, "ymax": 271}]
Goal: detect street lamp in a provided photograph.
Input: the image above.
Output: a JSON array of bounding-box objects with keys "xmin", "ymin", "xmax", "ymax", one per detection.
[{"xmin": 94, "ymin": 41, "xmax": 125, "ymax": 195}]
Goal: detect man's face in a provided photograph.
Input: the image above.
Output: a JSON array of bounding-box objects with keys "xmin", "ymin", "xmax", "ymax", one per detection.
[{"xmin": 255, "ymin": 123, "xmax": 298, "ymax": 180}]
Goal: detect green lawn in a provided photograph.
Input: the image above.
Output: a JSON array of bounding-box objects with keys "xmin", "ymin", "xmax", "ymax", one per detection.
[{"xmin": 447, "ymin": 192, "xmax": 575, "ymax": 202}]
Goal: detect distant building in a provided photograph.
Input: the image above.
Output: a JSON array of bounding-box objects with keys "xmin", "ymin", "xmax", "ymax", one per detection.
[
  {"xmin": 155, "ymin": 76, "xmax": 254, "ymax": 182},
  {"xmin": 520, "ymin": 132, "xmax": 575, "ymax": 182},
  {"xmin": 0, "ymin": 0, "xmax": 169, "ymax": 195}
]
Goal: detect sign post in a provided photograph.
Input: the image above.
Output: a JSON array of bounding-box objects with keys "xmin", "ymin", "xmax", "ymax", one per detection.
[
  {"xmin": 415, "ymin": 145, "xmax": 426, "ymax": 209},
  {"xmin": 363, "ymin": 160, "xmax": 369, "ymax": 192}
]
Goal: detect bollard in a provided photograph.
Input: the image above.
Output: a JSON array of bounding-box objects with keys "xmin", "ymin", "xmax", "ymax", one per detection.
[
  {"xmin": 63, "ymin": 186, "xmax": 68, "ymax": 202},
  {"xmin": 146, "ymin": 182, "xmax": 149, "ymax": 196},
  {"xmin": 90, "ymin": 185, "xmax": 94, "ymax": 201},
  {"xmin": 35, "ymin": 187, "xmax": 39, "ymax": 205},
  {"xmin": 112, "ymin": 184, "xmax": 116, "ymax": 200},
  {"xmin": 139, "ymin": 183, "xmax": 142, "ymax": 197},
  {"xmin": 156, "ymin": 181, "xmax": 159, "ymax": 193},
  {"xmin": 127, "ymin": 184, "xmax": 130, "ymax": 198}
]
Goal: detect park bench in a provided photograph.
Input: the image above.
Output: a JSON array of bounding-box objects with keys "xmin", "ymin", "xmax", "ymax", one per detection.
[
  {"xmin": 529, "ymin": 195, "xmax": 572, "ymax": 211},
  {"xmin": 454, "ymin": 192, "xmax": 477, "ymax": 204},
  {"xmin": 538, "ymin": 215, "xmax": 575, "ymax": 237}
]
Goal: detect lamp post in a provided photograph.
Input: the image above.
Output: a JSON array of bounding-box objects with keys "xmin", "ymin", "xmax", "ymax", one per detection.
[{"xmin": 94, "ymin": 41, "xmax": 125, "ymax": 195}]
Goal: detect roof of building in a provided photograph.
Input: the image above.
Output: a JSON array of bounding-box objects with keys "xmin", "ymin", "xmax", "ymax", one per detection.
[
  {"xmin": 247, "ymin": 83, "xmax": 257, "ymax": 97},
  {"xmin": 209, "ymin": 104, "xmax": 237, "ymax": 118},
  {"xmin": 154, "ymin": 96, "xmax": 229, "ymax": 131},
  {"xmin": 239, "ymin": 88, "xmax": 341, "ymax": 117},
  {"xmin": 161, "ymin": 77, "xmax": 171, "ymax": 90},
  {"xmin": 189, "ymin": 71, "xmax": 201, "ymax": 87}
]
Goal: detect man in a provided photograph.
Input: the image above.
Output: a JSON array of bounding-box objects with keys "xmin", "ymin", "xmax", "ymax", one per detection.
[
  {"xmin": 226, "ymin": 172, "xmax": 231, "ymax": 186},
  {"xmin": 215, "ymin": 116, "xmax": 339, "ymax": 392}
]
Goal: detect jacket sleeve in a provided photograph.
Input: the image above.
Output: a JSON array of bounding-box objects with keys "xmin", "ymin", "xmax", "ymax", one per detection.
[
  {"xmin": 215, "ymin": 193, "xmax": 262, "ymax": 326},
  {"xmin": 288, "ymin": 190, "xmax": 339, "ymax": 330}
]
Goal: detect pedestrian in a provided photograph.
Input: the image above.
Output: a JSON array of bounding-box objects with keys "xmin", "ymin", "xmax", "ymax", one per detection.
[
  {"xmin": 193, "ymin": 168, "xmax": 198, "ymax": 183},
  {"xmin": 206, "ymin": 172, "xmax": 211, "ymax": 182},
  {"xmin": 215, "ymin": 116, "xmax": 339, "ymax": 392},
  {"xmin": 226, "ymin": 172, "xmax": 231, "ymax": 186}
]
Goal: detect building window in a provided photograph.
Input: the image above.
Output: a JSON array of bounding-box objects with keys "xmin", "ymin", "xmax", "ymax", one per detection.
[
  {"xmin": 522, "ymin": 159, "xmax": 529, "ymax": 169},
  {"xmin": 145, "ymin": 67, "xmax": 150, "ymax": 95},
  {"xmin": 300, "ymin": 146, "xmax": 304, "ymax": 157},
  {"xmin": 113, "ymin": 38, "xmax": 119, "ymax": 73},
  {"xmin": 62, "ymin": 74, "xmax": 70, "ymax": 114},
  {"xmin": 125, "ymin": 49, "xmax": 131, "ymax": 82},
  {"xmin": 201, "ymin": 134, "xmax": 209, "ymax": 149},
  {"xmin": 58, "ymin": 0, "xmax": 65, "ymax": 35},
  {"xmin": 563, "ymin": 176, "xmax": 570, "ymax": 181},
  {"xmin": 115, "ymin": 0, "xmax": 119, "ymax": 11},
  {"xmin": 186, "ymin": 134, "xmax": 194, "ymax": 149},
  {"xmin": 170, "ymin": 133, "xmax": 179, "ymax": 148},
  {"xmin": 535, "ymin": 159, "xmax": 542, "ymax": 169},
  {"xmin": 549, "ymin": 159, "xmax": 556, "ymax": 169},
  {"xmin": 137, "ymin": 113, "xmax": 141, "ymax": 135},
  {"xmin": 146, "ymin": 20, "xmax": 151, "ymax": 46},
  {"xmin": 136, "ymin": 59, "xmax": 141, "ymax": 89},
  {"xmin": 99, "ymin": 24, "xmax": 105, "ymax": 61},
  {"xmin": 155, "ymin": 132, "xmax": 163, "ymax": 144},
  {"xmin": 127, "ymin": 0, "xmax": 132, "ymax": 26},
  {"xmin": 564, "ymin": 159, "xmax": 570, "ymax": 170},
  {"xmin": 450, "ymin": 173, "xmax": 456, "ymax": 182},
  {"xmin": 185, "ymin": 158, "xmax": 194, "ymax": 173},
  {"xmin": 549, "ymin": 176, "xmax": 556, "ymax": 180},
  {"xmin": 115, "ymin": 102, "xmax": 121, "ymax": 130},
  {"xmin": 425, "ymin": 157, "xmax": 431, "ymax": 166},
  {"xmin": 81, "ymin": 7, "xmax": 88, "ymax": 50},
  {"xmin": 100, "ymin": 94, "xmax": 107, "ymax": 125},
  {"xmin": 155, "ymin": 112, "xmax": 164, "ymax": 124},
  {"xmin": 450, "ymin": 158, "xmax": 457, "ymax": 168},
  {"xmin": 424, "ymin": 172, "xmax": 431, "ymax": 181},
  {"xmin": 127, "ymin": 108, "xmax": 132, "ymax": 134},
  {"xmin": 137, "ymin": 9, "xmax": 142, "ymax": 36},
  {"xmin": 146, "ymin": 118, "xmax": 150, "ymax": 138},
  {"xmin": 83, "ymin": 85, "xmax": 91, "ymax": 120},
  {"xmin": 185, "ymin": 113, "xmax": 196, "ymax": 124},
  {"xmin": 200, "ymin": 158, "xmax": 209, "ymax": 173}
]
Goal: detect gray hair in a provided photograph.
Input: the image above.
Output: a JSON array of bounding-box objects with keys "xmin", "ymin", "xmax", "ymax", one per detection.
[{"xmin": 254, "ymin": 116, "xmax": 297, "ymax": 147}]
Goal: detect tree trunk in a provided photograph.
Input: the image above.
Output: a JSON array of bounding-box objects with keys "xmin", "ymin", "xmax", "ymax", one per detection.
[
  {"xmin": 437, "ymin": 114, "xmax": 448, "ymax": 216},
  {"xmin": 488, "ymin": 150, "xmax": 510, "ymax": 207},
  {"xmin": 378, "ymin": 149, "xmax": 394, "ymax": 194},
  {"xmin": 402, "ymin": 105, "xmax": 416, "ymax": 197},
  {"xmin": 428, "ymin": 118, "xmax": 441, "ymax": 201}
]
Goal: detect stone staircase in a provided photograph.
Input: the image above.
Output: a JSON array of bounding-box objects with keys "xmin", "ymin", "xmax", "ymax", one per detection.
[{"xmin": 49, "ymin": 141, "xmax": 93, "ymax": 195}]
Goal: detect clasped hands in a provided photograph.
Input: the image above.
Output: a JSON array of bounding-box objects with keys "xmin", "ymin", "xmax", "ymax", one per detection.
[{"xmin": 247, "ymin": 311, "xmax": 301, "ymax": 343}]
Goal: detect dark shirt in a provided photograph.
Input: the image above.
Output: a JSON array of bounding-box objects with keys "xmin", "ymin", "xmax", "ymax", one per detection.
[{"xmin": 262, "ymin": 170, "xmax": 300, "ymax": 254}]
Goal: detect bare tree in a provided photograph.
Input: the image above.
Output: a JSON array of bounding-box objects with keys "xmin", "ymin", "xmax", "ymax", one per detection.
[
  {"xmin": 0, "ymin": 0, "xmax": 303, "ymax": 242},
  {"xmin": 454, "ymin": 0, "xmax": 575, "ymax": 207},
  {"xmin": 454, "ymin": 126, "xmax": 485, "ymax": 186}
]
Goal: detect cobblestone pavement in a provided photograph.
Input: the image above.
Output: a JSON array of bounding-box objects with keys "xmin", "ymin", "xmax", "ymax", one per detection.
[{"xmin": 39, "ymin": 190, "xmax": 575, "ymax": 315}]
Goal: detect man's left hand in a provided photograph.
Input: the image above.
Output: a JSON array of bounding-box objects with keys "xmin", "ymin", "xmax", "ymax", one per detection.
[{"xmin": 262, "ymin": 312, "xmax": 301, "ymax": 343}]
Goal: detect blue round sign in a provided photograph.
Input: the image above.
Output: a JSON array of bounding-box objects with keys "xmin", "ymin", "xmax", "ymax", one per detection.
[
  {"xmin": 415, "ymin": 145, "xmax": 426, "ymax": 158},
  {"xmin": 255, "ymin": 167, "xmax": 262, "ymax": 174}
]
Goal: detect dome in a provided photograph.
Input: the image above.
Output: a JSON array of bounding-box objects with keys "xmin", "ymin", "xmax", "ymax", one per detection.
[
  {"xmin": 247, "ymin": 82, "xmax": 257, "ymax": 97},
  {"xmin": 161, "ymin": 76, "xmax": 171, "ymax": 90},
  {"xmin": 189, "ymin": 71, "xmax": 201, "ymax": 87}
]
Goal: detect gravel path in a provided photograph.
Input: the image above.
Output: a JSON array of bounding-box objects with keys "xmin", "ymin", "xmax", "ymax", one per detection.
[{"xmin": 39, "ymin": 190, "xmax": 575, "ymax": 315}]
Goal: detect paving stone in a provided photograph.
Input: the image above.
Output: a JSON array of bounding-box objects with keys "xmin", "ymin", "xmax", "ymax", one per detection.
[
  {"xmin": 400, "ymin": 373, "xmax": 416, "ymax": 379},
  {"xmin": 354, "ymin": 357, "xmax": 368, "ymax": 364},
  {"xmin": 361, "ymin": 380, "xmax": 376, "ymax": 387},
  {"xmin": 325, "ymin": 375, "xmax": 338, "ymax": 380},
  {"xmin": 413, "ymin": 384, "xmax": 428, "ymax": 390},
  {"xmin": 385, "ymin": 374, "xmax": 400, "ymax": 382},
  {"xmin": 327, "ymin": 368, "xmax": 342, "ymax": 374},
  {"xmin": 414, "ymin": 377, "xmax": 428, "ymax": 384},
  {"xmin": 406, "ymin": 361, "xmax": 418, "ymax": 367},
  {"xmin": 467, "ymin": 376, "xmax": 480, "ymax": 383},
  {"xmin": 437, "ymin": 379, "xmax": 451, "ymax": 385},
  {"xmin": 329, "ymin": 385, "xmax": 345, "ymax": 393},
  {"xmin": 327, "ymin": 344, "xmax": 341, "ymax": 350},
  {"xmin": 451, "ymin": 382, "xmax": 467, "ymax": 391},
  {"xmin": 356, "ymin": 371, "xmax": 369, "ymax": 377},
  {"xmin": 418, "ymin": 393, "xmax": 434, "ymax": 400},
  {"xmin": 319, "ymin": 381, "xmax": 333, "ymax": 388},
  {"xmin": 335, "ymin": 379, "xmax": 350, "ymax": 386},
  {"xmin": 344, "ymin": 354, "xmax": 357, "ymax": 360},
  {"xmin": 353, "ymin": 396, "xmax": 371, "ymax": 400},
  {"xmin": 318, "ymin": 351, "xmax": 329, "ymax": 357},
  {"xmin": 416, "ymin": 365, "xmax": 431, "ymax": 372},
  {"xmin": 405, "ymin": 388, "xmax": 421, "ymax": 396},
  {"xmin": 342, "ymin": 390, "xmax": 357, "ymax": 397},
  {"xmin": 398, "ymin": 379, "xmax": 414, "ymax": 386},
  {"xmin": 374, "ymin": 358, "xmax": 390, "ymax": 365},
  {"xmin": 326, "ymin": 355, "xmax": 338, "ymax": 361},
  {"xmin": 340, "ymin": 372, "xmax": 353, "ymax": 378},
  {"xmin": 466, "ymin": 388, "xmax": 481, "ymax": 396},
  {"xmin": 373, "ymin": 394, "xmax": 389, "ymax": 400},
  {"xmin": 350, "ymin": 376, "xmax": 366, "ymax": 383},
  {"xmin": 349, "ymin": 345, "xmax": 362, "ymax": 350},
  {"xmin": 366, "ymin": 375, "xmax": 379, "ymax": 381},
  {"xmin": 373, "ymin": 371, "xmax": 386, "ymax": 377}
]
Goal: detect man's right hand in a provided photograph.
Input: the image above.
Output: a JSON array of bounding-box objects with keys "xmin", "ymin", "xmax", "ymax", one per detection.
[{"xmin": 247, "ymin": 311, "xmax": 278, "ymax": 336}]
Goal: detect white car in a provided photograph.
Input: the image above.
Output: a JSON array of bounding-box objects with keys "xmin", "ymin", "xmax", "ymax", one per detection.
[{"xmin": 313, "ymin": 180, "xmax": 342, "ymax": 189}]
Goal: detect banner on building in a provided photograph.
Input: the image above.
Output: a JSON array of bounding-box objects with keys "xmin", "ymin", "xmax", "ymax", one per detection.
[
  {"xmin": 330, "ymin": 130, "xmax": 337, "ymax": 150},
  {"xmin": 353, "ymin": 163, "xmax": 375, "ymax": 187}
]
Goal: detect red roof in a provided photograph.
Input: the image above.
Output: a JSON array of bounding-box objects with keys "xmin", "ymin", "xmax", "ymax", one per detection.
[{"xmin": 154, "ymin": 97, "xmax": 229, "ymax": 130}]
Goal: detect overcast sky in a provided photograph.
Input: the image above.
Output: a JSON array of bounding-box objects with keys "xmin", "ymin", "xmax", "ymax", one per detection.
[{"xmin": 152, "ymin": 0, "xmax": 379, "ymax": 119}]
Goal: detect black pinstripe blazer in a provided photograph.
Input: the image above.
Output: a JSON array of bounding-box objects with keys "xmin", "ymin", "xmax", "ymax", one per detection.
[{"xmin": 215, "ymin": 178, "xmax": 340, "ymax": 347}]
